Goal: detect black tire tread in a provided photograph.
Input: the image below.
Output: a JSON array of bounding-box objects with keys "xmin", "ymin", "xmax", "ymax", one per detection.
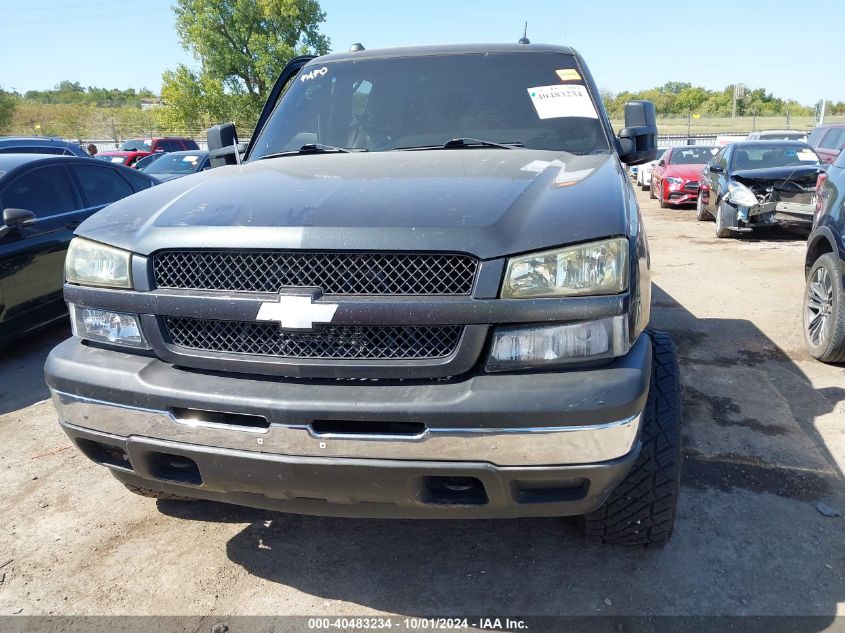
[{"xmin": 583, "ymin": 330, "xmax": 682, "ymax": 546}]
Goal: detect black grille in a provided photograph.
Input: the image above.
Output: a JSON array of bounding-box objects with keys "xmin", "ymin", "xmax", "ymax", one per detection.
[
  {"xmin": 683, "ymin": 181, "xmax": 700, "ymax": 192},
  {"xmin": 164, "ymin": 317, "xmax": 462, "ymax": 360},
  {"xmin": 153, "ymin": 251, "xmax": 478, "ymax": 295}
]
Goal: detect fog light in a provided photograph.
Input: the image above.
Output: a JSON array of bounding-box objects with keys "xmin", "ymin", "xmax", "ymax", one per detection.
[
  {"xmin": 70, "ymin": 304, "xmax": 149, "ymax": 349},
  {"xmin": 486, "ymin": 316, "xmax": 629, "ymax": 371}
]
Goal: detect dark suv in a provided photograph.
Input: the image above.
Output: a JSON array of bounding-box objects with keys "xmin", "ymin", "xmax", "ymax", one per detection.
[
  {"xmin": 804, "ymin": 148, "xmax": 845, "ymax": 362},
  {"xmin": 0, "ymin": 136, "xmax": 88, "ymax": 157},
  {"xmin": 46, "ymin": 43, "xmax": 683, "ymax": 546}
]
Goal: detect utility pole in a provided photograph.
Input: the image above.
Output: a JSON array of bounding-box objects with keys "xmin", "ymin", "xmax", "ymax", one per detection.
[
  {"xmin": 786, "ymin": 108, "xmax": 790, "ymax": 129},
  {"xmin": 687, "ymin": 111, "xmax": 692, "ymax": 138},
  {"xmin": 819, "ymin": 99, "xmax": 826, "ymax": 126}
]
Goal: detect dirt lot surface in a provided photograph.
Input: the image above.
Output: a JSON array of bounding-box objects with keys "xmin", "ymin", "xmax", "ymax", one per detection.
[{"xmin": 1, "ymin": 185, "xmax": 844, "ymax": 626}]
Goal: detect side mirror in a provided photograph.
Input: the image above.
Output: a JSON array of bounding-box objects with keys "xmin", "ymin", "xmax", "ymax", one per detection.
[
  {"xmin": 658, "ymin": 159, "xmax": 665, "ymax": 166},
  {"xmin": 0, "ymin": 208, "xmax": 36, "ymax": 239},
  {"xmin": 617, "ymin": 100, "xmax": 658, "ymax": 166},
  {"xmin": 207, "ymin": 122, "xmax": 246, "ymax": 168},
  {"xmin": 709, "ymin": 164, "xmax": 724, "ymax": 174}
]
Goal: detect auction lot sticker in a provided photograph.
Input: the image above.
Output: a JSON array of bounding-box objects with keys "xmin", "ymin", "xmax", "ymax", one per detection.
[{"xmin": 528, "ymin": 84, "xmax": 598, "ymax": 119}]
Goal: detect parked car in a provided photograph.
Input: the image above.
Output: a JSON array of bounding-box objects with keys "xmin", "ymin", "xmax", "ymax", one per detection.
[
  {"xmin": 140, "ymin": 150, "xmax": 210, "ymax": 182},
  {"xmin": 636, "ymin": 147, "xmax": 666, "ymax": 190},
  {"xmin": 649, "ymin": 145, "xmax": 716, "ymax": 207},
  {"xmin": 132, "ymin": 153, "xmax": 164, "ymax": 171},
  {"xmin": 47, "ymin": 43, "xmax": 683, "ymax": 547},
  {"xmin": 0, "ymin": 137, "xmax": 88, "ymax": 157},
  {"xmin": 808, "ymin": 123, "xmax": 845, "ymax": 164},
  {"xmin": 96, "ymin": 151, "xmax": 143, "ymax": 167},
  {"xmin": 804, "ymin": 148, "xmax": 845, "ymax": 362},
  {"xmin": 0, "ymin": 155, "xmax": 156, "ymax": 346},
  {"xmin": 97, "ymin": 137, "xmax": 200, "ymax": 169},
  {"xmin": 746, "ymin": 130, "xmax": 807, "ymax": 142},
  {"xmin": 696, "ymin": 141, "xmax": 823, "ymax": 238}
]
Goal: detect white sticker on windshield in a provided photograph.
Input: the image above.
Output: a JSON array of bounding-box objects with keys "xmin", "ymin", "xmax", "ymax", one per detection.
[
  {"xmin": 527, "ymin": 84, "xmax": 598, "ymax": 120},
  {"xmin": 797, "ymin": 150, "xmax": 817, "ymax": 162},
  {"xmin": 300, "ymin": 66, "xmax": 328, "ymax": 82}
]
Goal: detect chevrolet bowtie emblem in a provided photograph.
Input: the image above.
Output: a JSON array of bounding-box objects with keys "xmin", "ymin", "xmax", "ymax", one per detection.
[{"xmin": 255, "ymin": 295, "xmax": 339, "ymax": 330}]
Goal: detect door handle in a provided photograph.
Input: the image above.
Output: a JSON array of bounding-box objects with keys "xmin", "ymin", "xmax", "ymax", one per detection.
[{"xmin": 66, "ymin": 221, "xmax": 80, "ymax": 230}]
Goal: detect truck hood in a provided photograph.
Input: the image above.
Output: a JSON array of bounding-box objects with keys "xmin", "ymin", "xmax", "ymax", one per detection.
[
  {"xmin": 76, "ymin": 149, "xmax": 631, "ymax": 260},
  {"xmin": 732, "ymin": 165, "xmax": 822, "ymax": 187}
]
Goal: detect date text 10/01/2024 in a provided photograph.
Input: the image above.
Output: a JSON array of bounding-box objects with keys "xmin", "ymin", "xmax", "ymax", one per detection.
[{"xmin": 307, "ymin": 617, "xmax": 529, "ymax": 630}]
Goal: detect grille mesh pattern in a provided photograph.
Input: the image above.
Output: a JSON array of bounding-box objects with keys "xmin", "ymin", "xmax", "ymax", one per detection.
[
  {"xmin": 164, "ymin": 317, "xmax": 462, "ymax": 360},
  {"xmin": 153, "ymin": 251, "xmax": 478, "ymax": 295}
]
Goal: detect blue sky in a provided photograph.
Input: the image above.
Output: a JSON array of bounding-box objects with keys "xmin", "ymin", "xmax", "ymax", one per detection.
[{"xmin": 1, "ymin": 0, "xmax": 843, "ymax": 104}]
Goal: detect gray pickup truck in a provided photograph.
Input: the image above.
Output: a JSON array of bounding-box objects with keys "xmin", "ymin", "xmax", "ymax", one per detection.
[{"xmin": 46, "ymin": 43, "xmax": 682, "ymax": 546}]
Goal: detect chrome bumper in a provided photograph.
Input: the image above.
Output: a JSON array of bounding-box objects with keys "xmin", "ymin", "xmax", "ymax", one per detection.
[{"xmin": 51, "ymin": 390, "xmax": 641, "ymax": 467}]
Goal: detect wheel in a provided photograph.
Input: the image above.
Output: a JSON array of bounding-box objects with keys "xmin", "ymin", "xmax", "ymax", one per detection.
[
  {"xmin": 658, "ymin": 184, "xmax": 668, "ymax": 209},
  {"xmin": 695, "ymin": 192, "xmax": 710, "ymax": 221},
  {"xmin": 803, "ymin": 253, "xmax": 845, "ymax": 362},
  {"xmin": 715, "ymin": 200, "xmax": 735, "ymax": 238},
  {"xmin": 640, "ymin": 180, "xmax": 649, "ymax": 191},
  {"xmin": 583, "ymin": 330, "xmax": 682, "ymax": 547},
  {"xmin": 123, "ymin": 483, "xmax": 191, "ymax": 500},
  {"xmin": 649, "ymin": 178, "xmax": 656, "ymax": 199}
]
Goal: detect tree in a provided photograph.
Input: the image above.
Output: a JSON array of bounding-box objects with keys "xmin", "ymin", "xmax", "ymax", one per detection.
[
  {"xmin": 0, "ymin": 89, "xmax": 15, "ymax": 133},
  {"xmin": 159, "ymin": 0, "xmax": 331, "ymax": 130}
]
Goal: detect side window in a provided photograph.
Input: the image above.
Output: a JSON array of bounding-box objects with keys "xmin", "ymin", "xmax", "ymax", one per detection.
[
  {"xmin": 119, "ymin": 170, "xmax": 155, "ymax": 192},
  {"xmin": 161, "ymin": 140, "xmax": 181, "ymax": 152},
  {"xmin": 181, "ymin": 139, "xmax": 199, "ymax": 150},
  {"xmin": 0, "ymin": 146, "xmax": 65, "ymax": 155},
  {"xmin": 819, "ymin": 128, "xmax": 845, "ymax": 150},
  {"xmin": 69, "ymin": 164, "xmax": 134, "ymax": 208},
  {"xmin": 0, "ymin": 165, "xmax": 78, "ymax": 217}
]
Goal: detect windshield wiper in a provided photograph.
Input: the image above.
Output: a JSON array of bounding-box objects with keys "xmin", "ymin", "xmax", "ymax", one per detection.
[
  {"xmin": 258, "ymin": 144, "xmax": 367, "ymax": 160},
  {"xmin": 393, "ymin": 138, "xmax": 524, "ymax": 151}
]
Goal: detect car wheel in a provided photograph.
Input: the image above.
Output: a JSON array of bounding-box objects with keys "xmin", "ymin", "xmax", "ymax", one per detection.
[
  {"xmin": 583, "ymin": 330, "xmax": 681, "ymax": 547},
  {"xmin": 715, "ymin": 200, "xmax": 735, "ymax": 238},
  {"xmin": 803, "ymin": 253, "xmax": 845, "ymax": 363},
  {"xmin": 695, "ymin": 192, "xmax": 710, "ymax": 221},
  {"xmin": 658, "ymin": 185, "xmax": 668, "ymax": 209},
  {"xmin": 649, "ymin": 178, "xmax": 656, "ymax": 199},
  {"xmin": 640, "ymin": 179, "xmax": 649, "ymax": 191}
]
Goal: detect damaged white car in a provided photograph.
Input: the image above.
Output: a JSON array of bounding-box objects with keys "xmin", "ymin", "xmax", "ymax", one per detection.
[{"xmin": 696, "ymin": 141, "xmax": 824, "ymax": 238}]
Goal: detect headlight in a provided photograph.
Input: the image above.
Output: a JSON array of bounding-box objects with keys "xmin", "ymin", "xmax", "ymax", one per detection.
[
  {"xmin": 502, "ymin": 237, "xmax": 628, "ymax": 299},
  {"xmin": 726, "ymin": 182, "xmax": 758, "ymax": 207},
  {"xmin": 486, "ymin": 316, "xmax": 629, "ymax": 371},
  {"xmin": 665, "ymin": 177, "xmax": 684, "ymax": 185},
  {"xmin": 69, "ymin": 304, "xmax": 149, "ymax": 349},
  {"xmin": 65, "ymin": 237, "xmax": 131, "ymax": 288}
]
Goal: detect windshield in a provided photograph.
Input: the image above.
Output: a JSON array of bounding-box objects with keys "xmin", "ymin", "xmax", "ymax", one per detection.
[
  {"xmin": 144, "ymin": 153, "xmax": 205, "ymax": 174},
  {"xmin": 249, "ymin": 52, "xmax": 611, "ymax": 158},
  {"xmin": 759, "ymin": 132, "xmax": 806, "ymax": 141},
  {"xmin": 733, "ymin": 145, "xmax": 820, "ymax": 169},
  {"xmin": 668, "ymin": 146, "xmax": 716, "ymax": 165},
  {"xmin": 120, "ymin": 139, "xmax": 151, "ymax": 151}
]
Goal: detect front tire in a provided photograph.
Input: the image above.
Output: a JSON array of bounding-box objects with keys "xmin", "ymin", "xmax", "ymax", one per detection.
[
  {"xmin": 803, "ymin": 253, "xmax": 845, "ymax": 363},
  {"xmin": 715, "ymin": 200, "xmax": 735, "ymax": 238},
  {"xmin": 658, "ymin": 185, "xmax": 668, "ymax": 209},
  {"xmin": 696, "ymin": 192, "xmax": 710, "ymax": 221},
  {"xmin": 649, "ymin": 178, "xmax": 656, "ymax": 199},
  {"xmin": 583, "ymin": 331, "xmax": 682, "ymax": 547}
]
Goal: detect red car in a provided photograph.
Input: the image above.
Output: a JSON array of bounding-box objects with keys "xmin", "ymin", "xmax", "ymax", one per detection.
[
  {"xmin": 95, "ymin": 137, "xmax": 199, "ymax": 168},
  {"xmin": 650, "ymin": 145, "xmax": 717, "ymax": 208},
  {"xmin": 807, "ymin": 123, "xmax": 845, "ymax": 164}
]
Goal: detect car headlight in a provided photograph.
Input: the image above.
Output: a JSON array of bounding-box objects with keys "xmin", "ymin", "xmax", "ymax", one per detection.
[
  {"xmin": 486, "ymin": 316, "xmax": 630, "ymax": 371},
  {"xmin": 501, "ymin": 237, "xmax": 628, "ymax": 299},
  {"xmin": 665, "ymin": 177, "xmax": 684, "ymax": 185},
  {"xmin": 65, "ymin": 237, "xmax": 132, "ymax": 288},
  {"xmin": 726, "ymin": 182, "xmax": 758, "ymax": 207},
  {"xmin": 69, "ymin": 304, "xmax": 149, "ymax": 349}
]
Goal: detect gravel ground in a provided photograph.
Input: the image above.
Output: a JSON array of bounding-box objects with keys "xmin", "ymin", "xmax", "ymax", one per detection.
[{"xmin": 1, "ymin": 185, "xmax": 844, "ymax": 627}]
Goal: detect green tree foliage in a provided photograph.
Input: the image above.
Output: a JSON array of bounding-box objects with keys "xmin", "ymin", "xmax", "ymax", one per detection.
[
  {"xmin": 603, "ymin": 82, "xmax": 815, "ymax": 118},
  {"xmin": 156, "ymin": 0, "xmax": 331, "ymax": 131},
  {"xmin": 22, "ymin": 81, "xmax": 156, "ymax": 107},
  {"xmin": 0, "ymin": 89, "xmax": 16, "ymax": 132}
]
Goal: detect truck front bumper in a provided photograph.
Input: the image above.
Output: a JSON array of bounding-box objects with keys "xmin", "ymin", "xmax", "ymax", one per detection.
[{"xmin": 45, "ymin": 335, "xmax": 651, "ymax": 518}]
